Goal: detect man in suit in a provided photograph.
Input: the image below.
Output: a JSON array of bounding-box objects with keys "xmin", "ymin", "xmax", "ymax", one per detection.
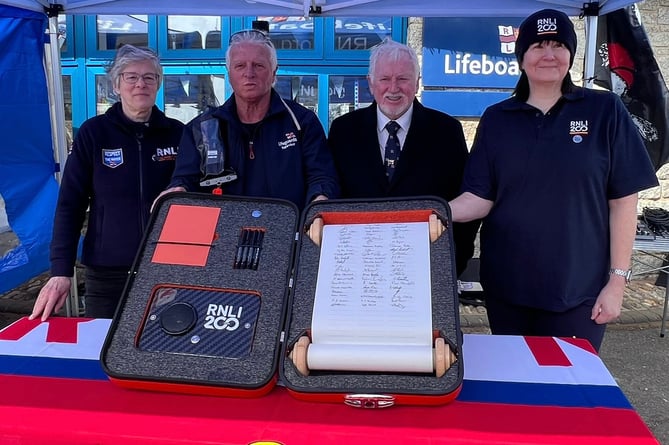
[{"xmin": 327, "ymin": 38, "xmax": 479, "ymax": 276}]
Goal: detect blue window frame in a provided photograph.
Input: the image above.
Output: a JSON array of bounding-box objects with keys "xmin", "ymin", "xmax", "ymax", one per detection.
[
  {"xmin": 66, "ymin": 15, "xmax": 407, "ymax": 131},
  {"xmin": 60, "ymin": 67, "xmax": 85, "ymax": 150},
  {"xmin": 85, "ymin": 67, "xmax": 115, "ymax": 118}
]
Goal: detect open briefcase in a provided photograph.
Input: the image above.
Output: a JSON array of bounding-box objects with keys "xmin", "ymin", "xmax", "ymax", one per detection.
[{"xmin": 100, "ymin": 192, "xmax": 464, "ymax": 407}]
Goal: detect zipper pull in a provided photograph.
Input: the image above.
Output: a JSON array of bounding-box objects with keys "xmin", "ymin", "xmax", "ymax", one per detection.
[{"xmin": 249, "ymin": 141, "xmax": 255, "ymax": 160}]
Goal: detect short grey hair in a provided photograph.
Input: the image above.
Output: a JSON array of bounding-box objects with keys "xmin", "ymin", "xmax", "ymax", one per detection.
[
  {"xmin": 368, "ymin": 38, "xmax": 419, "ymax": 81},
  {"xmin": 225, "ymin": 30, "xmax": 278, "ymax": 73},
  {"xmin": 106, "ymin": 45, "xmax": 162, "ymax": 89}
]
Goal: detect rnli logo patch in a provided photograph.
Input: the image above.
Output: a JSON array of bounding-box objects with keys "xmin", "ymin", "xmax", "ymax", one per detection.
[
  {"xmin": 102, "ymin": 148, "xmax": 124, "ymax": 168},
  {"xmin": 152, "ymin": 146, "xmax": 178, "ymax": 162},
  {"xmin": 569, "ymin": 120, "xmax": 588, "ymax": 144}
]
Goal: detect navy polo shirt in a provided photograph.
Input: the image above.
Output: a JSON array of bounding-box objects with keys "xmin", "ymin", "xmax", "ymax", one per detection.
[{"xmin": 463, "ymin": 87, "xmax": 658, "ymax": 311}]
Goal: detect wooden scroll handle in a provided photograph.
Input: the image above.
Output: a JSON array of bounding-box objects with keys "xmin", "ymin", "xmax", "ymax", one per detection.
[
  {"xmin": 289, "ymin": 335, "xmax": 457, "ymax": 377},
  {"xmin": 307, "ymin": 217, "xmax": 324, "ymax": 247},
  {"xmin": 428, "ymin": 213, "xmax": 446, "ymax": 243},
  {"xmin": 433, "ymin": 337, "xmax": 457, "ymax": 378},
  {"xmin": 306, "ymin": 214, "xmax": 445, "ymax": 246},
  {"xmin": 289, "ymin": 336, "xmax": 312, "ymax": 376}
]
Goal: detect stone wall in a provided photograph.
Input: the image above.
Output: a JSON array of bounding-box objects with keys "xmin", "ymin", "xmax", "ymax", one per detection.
[{"xmin": 408, "ymin": 1, "xmax": 669, "ymax": 212}]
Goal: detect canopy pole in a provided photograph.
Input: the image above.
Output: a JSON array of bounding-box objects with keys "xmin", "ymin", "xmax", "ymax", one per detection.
[
  {"xmin": 582, "ymin": 2, "xmax": 600, "ymax": 89},
  {"xmin": 45, "ymin": 12, "xmax": 68, "ymax": 183},
  {"xmin": 45, "ymin": 6, "xmax": 80, "ymax": 317}
]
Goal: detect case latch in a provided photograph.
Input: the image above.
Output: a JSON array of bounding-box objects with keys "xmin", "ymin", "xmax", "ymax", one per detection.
[{"xmin": 344, "ymin": 394, "xmax": 395, "ymax": 408}]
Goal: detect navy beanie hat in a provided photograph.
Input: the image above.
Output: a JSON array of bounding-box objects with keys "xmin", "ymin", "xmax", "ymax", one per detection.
[{"xmin": 515, "ymin": 9, "xmax": 577, "ymax": 67}]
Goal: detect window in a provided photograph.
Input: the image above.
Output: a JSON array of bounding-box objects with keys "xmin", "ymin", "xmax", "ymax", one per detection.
[
  {"xmin": 333, "ymin": 17, "xmax": 392, "ymax": 51},
  {"xmin": 62, "ymin": 75, "xmax": 74, "ymax": 152},
  {"xmin": 65, "ymin": 15, "xmax": 408, "ymax": 131},
  {"xmin": 252, "ymin": 16, "xmax": 323, "ymax": 59},
  {"xmin": 58, "ymin": 15, "xmax": 68, "ymax": 53},
  {"xmin": 276, "ymin": 75, "xmax": 318, "ymax": 113},
  {"xmin": 96, "ymin": 15, "xmax": 149, "ymax": 50},
  {"xmin": 166, "ymin": 16, "xmax": 222, "ymax": 50},
  {"xmin": 94, "ymin": 73, "xmax": 116, "ymax": 115},
  {"xmin": 163, "ymin": 73, "xmax": 226, "ymax": 123},
  {"xmin": 260, "ymin": 16, "xmax": 314, "ymax": 51},
  {"xmin": 328, "ymin": 76, "xmax": 373, "ymax": 124}
]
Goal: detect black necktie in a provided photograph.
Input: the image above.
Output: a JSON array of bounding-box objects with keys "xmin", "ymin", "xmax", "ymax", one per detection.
[{"xmin": 384, "ymin": 121, "xmax": 401, "ymax": 180}]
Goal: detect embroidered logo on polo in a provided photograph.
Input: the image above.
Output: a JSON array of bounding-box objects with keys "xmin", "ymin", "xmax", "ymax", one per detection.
[
  {"xmin": 569, "ymin": 120, "xmax": 589, "ymax": 143},
  {"xmin": 536, "ymin": 18, "xmax": 558, "ymax": 36},
  {"xmin": 278, "ymin": 132, "xmax": 297, "ymax": 150},
  {"xmin": 102, "ymin": 148, "xmax": 123, "ymax": 168},
  {"xmin": 152, "ymin": 146, "xmax": 178, "ymax": 162}
]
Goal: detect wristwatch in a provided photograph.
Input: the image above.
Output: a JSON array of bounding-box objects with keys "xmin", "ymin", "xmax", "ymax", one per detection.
[{"xmin": 610, "ymin": 268, "xmax": 632, "ymax": 283}]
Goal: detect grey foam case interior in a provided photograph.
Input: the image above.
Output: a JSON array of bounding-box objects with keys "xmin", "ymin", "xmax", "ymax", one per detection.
[
  {"xmin": 102, "ymin": 193, "xmax": 298, "ymax": 389},
  {"xmin": 280, "ymin": 197, "xmax": 463, "ymax": 396}
]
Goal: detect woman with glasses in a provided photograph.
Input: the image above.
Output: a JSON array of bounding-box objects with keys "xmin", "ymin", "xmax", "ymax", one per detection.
[
  {"xmin": 30, "ymin": 44, "xmax": 184, "ymax": 321},
  {"xmin": 159, "ymin": 29, "xmax": 339, "ymax": 210}
]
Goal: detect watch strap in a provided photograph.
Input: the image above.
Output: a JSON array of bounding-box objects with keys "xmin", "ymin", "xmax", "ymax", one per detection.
[{"xmin": 610, "ymin": 268, "xmax": 632, "ymax": 283}]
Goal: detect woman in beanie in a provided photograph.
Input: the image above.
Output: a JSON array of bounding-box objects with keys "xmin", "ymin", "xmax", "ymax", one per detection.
[{"xmin": 449, "ymin": 9, "xmax": 658, "ymax": 351}]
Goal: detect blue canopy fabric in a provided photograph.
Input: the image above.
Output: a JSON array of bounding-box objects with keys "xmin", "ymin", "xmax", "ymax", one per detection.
[{"xmin": 0, "ymin": 4, "xmax": 57, "ymax": 293}]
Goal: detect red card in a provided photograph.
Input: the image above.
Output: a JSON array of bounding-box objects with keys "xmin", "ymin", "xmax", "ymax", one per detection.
[{"xmin": 151, "ymin": 205, "xmax": 221, "ymax": 266}]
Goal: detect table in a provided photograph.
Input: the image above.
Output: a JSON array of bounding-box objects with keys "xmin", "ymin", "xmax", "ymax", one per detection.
[
  {"xmin": 632, "ymin": 237, "xmax": 669, "ymax": 337},
  {"xmin": 0, "ymin": 317, "xmax": 659, "ymax": 445}
]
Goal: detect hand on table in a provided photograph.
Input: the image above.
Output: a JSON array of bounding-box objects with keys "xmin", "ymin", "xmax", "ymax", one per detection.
[{"xmin": 29, "ymin": 276, "xmax": 72, "ymax": 321}]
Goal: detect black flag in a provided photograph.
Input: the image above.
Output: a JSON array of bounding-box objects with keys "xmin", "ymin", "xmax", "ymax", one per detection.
[{"xmin": 594, "ymin": 5, "xmax": 669, "ymax": 170}]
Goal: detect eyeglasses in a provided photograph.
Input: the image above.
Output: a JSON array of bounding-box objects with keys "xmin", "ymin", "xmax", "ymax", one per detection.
[
  {"xmin": 229, "ymin": 29, "xmax": 273, "ymax": 46},
  {"xmin": 120, "ymin": 72, "xmax": 160, "ymax": 85}
]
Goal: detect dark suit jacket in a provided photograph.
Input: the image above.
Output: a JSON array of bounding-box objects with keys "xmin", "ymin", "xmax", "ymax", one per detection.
[{"xmin": 328, "ymin": 100, "xmax": 480, "ymax": 276}]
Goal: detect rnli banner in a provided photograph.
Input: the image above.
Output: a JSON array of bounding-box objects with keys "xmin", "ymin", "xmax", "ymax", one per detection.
[
  {"xmin": 421, "ymin": 17, "xmax": 523, "ymax": 116},
  {"xmin": 422, "ymin": 17, "xmax": 524, "ymax": 89}
]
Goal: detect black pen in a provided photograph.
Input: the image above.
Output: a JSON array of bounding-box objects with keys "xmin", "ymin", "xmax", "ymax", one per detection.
[
  {"xmin": 235, "ymin": 230, "xmax": 248, "ymax": 269},
  {"xmin": 244, "ymin": 229, "xmax": 258, "ymax": 269},
  {"xmin": 252, "ymin": 230, "xmax": 265, "ymax": 270}
]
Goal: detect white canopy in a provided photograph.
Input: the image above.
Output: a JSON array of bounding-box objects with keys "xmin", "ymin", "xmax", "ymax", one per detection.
[{"xmin": 0, "ymin": 0, "xmax": 635, "ymax": 18}]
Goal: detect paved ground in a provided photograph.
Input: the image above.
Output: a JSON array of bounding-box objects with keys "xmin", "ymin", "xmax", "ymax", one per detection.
[{"xmin": 599, "ymin": 324, "xmax": 669, "ymax": 444}]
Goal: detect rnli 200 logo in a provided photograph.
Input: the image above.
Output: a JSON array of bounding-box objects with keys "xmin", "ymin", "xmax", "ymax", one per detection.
[
  {"xmin": 569, "ymin": 120, "xmax": 589, "ymax": 143},
  {"xmin": 203, "ymin": 304, "xmax": 243, "ymax": 331}
]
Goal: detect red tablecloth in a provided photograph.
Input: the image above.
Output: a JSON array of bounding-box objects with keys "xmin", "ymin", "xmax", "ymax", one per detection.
[{"xmin": 0, "ymin": 317, "xmax": 659, "ymax": 445}]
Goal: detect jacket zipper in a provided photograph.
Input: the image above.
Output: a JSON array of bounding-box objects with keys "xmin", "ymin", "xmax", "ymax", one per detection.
[
  {"xmin": 137, "ymin": 133, "xmax": 146, "ymax": 229},
  {"xmin": 248, "ymin": 123, "xmax": 260, "ymax": 160}
]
